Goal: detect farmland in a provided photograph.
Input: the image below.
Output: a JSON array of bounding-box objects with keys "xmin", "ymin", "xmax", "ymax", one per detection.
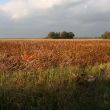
[
  {"xmin": 1, "ymin": 39, "xmax": 110, "ymax": 71},
  {"xmin": 0, "ymin": 39, "xmax": 110, "ymax": 110}
]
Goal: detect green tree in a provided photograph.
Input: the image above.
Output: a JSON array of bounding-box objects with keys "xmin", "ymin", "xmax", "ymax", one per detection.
[
  {"xmin": 101, "ymin": 31, "xmax": 110, "ymax": 39},
  {"xmin": 60, "ymin": 31, "xmax": 68, "ymax": 39},
  {"xmin": 55, "ymin": 32, "xmax": 60, "ymax": 38},
  {"xmin": 48, "ymin": 32, "xmax": 57, "ymax": 39},
  {"xmin": 60, "ymin": 31, "xmax": 75, "ymax": 39},
  {"xmin": 68, "ymin": 32, "xmax": 75, "ymax": 39},
  {"xmin": 47, "ymin": 31, "xmax": 75, "ymax": 39}
]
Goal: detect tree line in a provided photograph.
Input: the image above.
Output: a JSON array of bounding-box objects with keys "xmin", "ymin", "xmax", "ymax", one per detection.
[
  {"xmin": 46, "ymin": 31, "xmax": 110, "ymax": 39},
  {"xmin": 101, "ymin": 31, "xmax": 110, "ymax": 39},
  {"xmin": 47, "ymin": 31, "xmax": 75, "ymax": 39}
]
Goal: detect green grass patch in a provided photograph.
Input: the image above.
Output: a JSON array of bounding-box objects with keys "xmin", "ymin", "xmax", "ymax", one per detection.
[{"xmin": 0, "ymin": 64, "xmax": 110, "ymax": 110}]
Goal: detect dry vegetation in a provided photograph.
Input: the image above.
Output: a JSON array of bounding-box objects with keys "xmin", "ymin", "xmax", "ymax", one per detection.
[
  {"xmin": 0, "ymin": 39, "xmax": 110, "ymax": 72},
  {"xmin": 0, "ymin": 39, "xmax": 110, "ymax": 110}
]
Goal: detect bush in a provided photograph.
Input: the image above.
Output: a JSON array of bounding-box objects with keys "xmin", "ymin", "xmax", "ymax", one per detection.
[{"xmin": 101, "ymin": 31, "xmax": 110, "ymax": 39}]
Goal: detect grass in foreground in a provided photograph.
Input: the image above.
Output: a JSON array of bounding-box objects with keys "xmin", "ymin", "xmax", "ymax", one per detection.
[{"xmin": 0, "ymin": 63, "xmax": 110, "ymax": 110}]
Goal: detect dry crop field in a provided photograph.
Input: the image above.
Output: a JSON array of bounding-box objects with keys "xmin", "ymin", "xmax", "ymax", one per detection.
[
  {"xmin": 0, "ymin": 39, "xmax": 110, "ymax": 110},
  {"xmin": 0, "ymin": 39, "xmax": 110, "ymax": 71}
]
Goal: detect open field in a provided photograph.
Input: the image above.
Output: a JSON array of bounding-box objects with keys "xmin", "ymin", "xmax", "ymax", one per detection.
[
  {"xmin": 0, "ymin": 39, "xmax": 110, "ymax": 110},
  {"xmin": 1, "ymin": 39, "xmax": 110, "ymax": 70}
]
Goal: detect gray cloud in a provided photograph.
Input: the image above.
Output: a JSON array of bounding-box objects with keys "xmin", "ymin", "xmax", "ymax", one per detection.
[{"xmin": 0, "ymin": 0, "xmax": 110, "ymax": 38}]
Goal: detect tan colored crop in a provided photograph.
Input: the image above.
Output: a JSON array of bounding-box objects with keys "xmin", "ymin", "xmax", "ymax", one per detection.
[
  {"xmin": 0, "ymin": 39, "xmax": 110, "ymax": 71},
  {"xmin": 21, "ymin": 51, "xmax": 36, "ymax": 62}
]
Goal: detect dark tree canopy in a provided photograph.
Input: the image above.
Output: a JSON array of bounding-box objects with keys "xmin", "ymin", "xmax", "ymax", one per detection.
[
  {"xmin": 48, "ymin": 32, "xmax": 57, "ymax": 39},
  {"xmin": 101, "ymin": 31, "xmax": 110, "ymax": 39},
  {"xmin": 47, "ymin": 31, "xmax": 75, "ymax": 39}
]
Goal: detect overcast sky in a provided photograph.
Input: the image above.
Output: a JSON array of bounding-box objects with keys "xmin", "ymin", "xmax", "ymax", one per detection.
[{"xmin": 0, "ymin": 0, "xmax": 110, "ymax": 38}]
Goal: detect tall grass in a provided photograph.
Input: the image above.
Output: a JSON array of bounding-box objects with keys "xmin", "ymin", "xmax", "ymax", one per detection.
[{"xmin": 0, "ymin": 64, "xmax": 110, "ymax": 110}]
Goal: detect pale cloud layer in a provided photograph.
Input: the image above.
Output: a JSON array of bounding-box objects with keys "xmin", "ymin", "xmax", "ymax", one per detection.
[
  {"xmin": 0, "ymin": 0, "xmax": 110, "ymax": 19},
  {"xmin": 0, "ymin": 0, "xmax": 63, "ymax": 19},
  {"xmin": 0, "ymin": 0, "xmax": 110, "ymax": 37}
]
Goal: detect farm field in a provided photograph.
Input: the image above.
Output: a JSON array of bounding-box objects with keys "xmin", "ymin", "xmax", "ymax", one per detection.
[{"xmin": 0, "ymin": 39, "xmax": 110, "ymax": 110}]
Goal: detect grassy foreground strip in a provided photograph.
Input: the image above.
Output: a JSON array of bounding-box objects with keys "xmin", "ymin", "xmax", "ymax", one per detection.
[{"xmin": 0, "ymin": 63, "xmax": 110, "ymax": 110}]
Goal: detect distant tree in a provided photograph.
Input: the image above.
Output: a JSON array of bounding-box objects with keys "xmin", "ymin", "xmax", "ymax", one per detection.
[
  {"xmin": 48, "ymin": 32, "xmax": 57, "ymax": 39},
  {"xmin": 47, "ymin": 31, "xmax": 75, "ymax": 39},
  {"xmin": 68, "ymin": 32, "xmax": 75, "ymax": 39},
  {"xmin": 55, "ymin": 32, "xmax": 60, "ymax": 38},
  {"xmin": 101, "ymin": 31, "xmax": 110, "ymax": 39},
  {"xmin": 60, "ymin": 31, "xmax": 75, "ymax": 39},
  {"xmin": 60, "ymin": 31, "xmax": 68, "ymax": 39}
]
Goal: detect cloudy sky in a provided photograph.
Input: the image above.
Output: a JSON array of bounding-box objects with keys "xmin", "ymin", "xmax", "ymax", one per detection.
[{"xmin": 0, "ymin": 0, "xmax": 110, "ymax": 38}]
